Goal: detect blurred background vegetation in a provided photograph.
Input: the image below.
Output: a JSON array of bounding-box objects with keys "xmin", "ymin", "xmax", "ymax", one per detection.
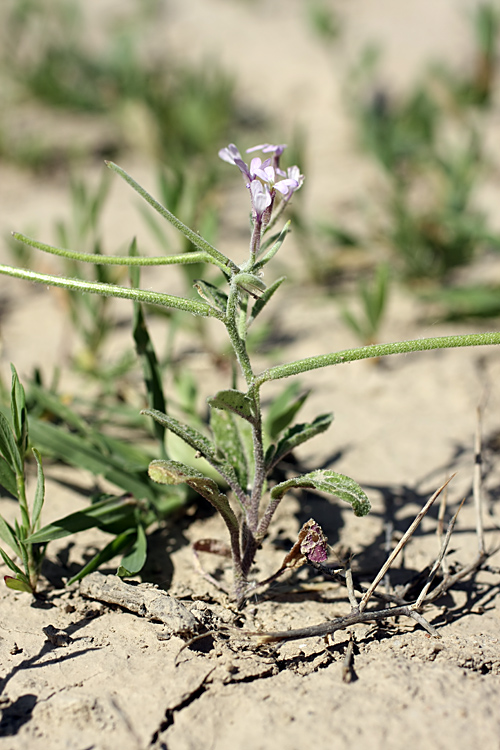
[{"xmin": 0, "ymin": 0, "xmax": 499, "ymax": 585}]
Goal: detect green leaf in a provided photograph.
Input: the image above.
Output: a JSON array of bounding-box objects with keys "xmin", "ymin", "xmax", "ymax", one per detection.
[
  {"xmin": 194, "ymin": 280, "xmax": 228, "ymax": 313},
  {"xmin": 0, "ymin": 515, "xmax": 22, "ymax": 557},
  {"xmin": 31, "ymin": 448, "xmax": 45, "ymax": 530},
  {"xmin": 117, "ymin": 525, "xmax": 147, "ymax": 577},
  {"xmin": 10, "ymin": 365, "xmax": 28, "ymax": 460},
  {"xmin": 247, "ymin": 276, "xmax": 286, "ymax": 327},
  {"xmin": 265, "ymin": 383, "xmax": 309, "ymax": 441},
  {"xmin": 67, "ymin": 529, "xmax": 136, "ymax": 585},
  {"xmin": 0, "ymin": 411, "xmax": 22, "ymax": 475},
  {"xmin": 131, "ymin": 257, "xmax": 167, "ymax": 453},
  {"xmin": 268, "ymin": 413, "xmax": 334, "ymax": 471},
  {"xmin": 0, "ymin": 262, "xmax": 221, "ymax": 319},
  {"xmin": 233, "ymin": 272, "xmax": 267, "ymax": 296},
  {"xmin": 148, "ymin": 459, "xmax": 239, "ymax": 531},
  {"xmin": 0, "ymin": 455, "xmax": 18, "ymax": 498},
  {"xmin": 4, "ymin": 575, "xmax": 33, "ymax": 593},
  {"xmin": 26, "ymin": 496, "xmax": 139, "ymax": 544},
  {"xmin": 210, "ymin": 409, "xmax": 248, "ymax": 491},
  {"xmin": 270, "ymin": 470, "xmax": 371, "ymax": 517},
  {"xmin": 254, "ymin": 222, "xmax": 290, "ymax": 267},
  {"xmin": 28, "ymin": 418, "xmax": 161, "ymax": 503},
  {"xmin": 0, "ymin": 546, "xmax": 25, "ymax": 576},
  {"xmin": 207, "ymin": 389, "xmax": 256, "ymax": 423},
  {"xmin": 142, "ymin": 409, "xmax": 241, "ymax": 490}
]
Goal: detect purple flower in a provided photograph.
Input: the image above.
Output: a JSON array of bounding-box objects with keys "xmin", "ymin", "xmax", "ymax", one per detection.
[
  {"xmin": 219, "ymin": 141, "xmax": 304, "ymax": 220},
  {"xmin": 218, "ymin": 144, "xmax": 251, "ymax": 181},
  {"xmin": 246, "ymin": 143, "xmax": 287, "ymax": 157},
  {"xmin": 250, "ymin": 180, "xmax": 272, "ymax": 216}
]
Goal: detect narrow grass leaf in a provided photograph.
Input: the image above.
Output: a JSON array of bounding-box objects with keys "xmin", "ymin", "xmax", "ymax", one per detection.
[
  {"xmin": 31, "ymin": 448, "xmax": 45, "ymax": 530},
  {"xmin": 117, "ymin": 524, "xmax": 147, "ymax": 577},
  {"xmin": 0, "ymin": 412, "xmax": 22, "ymax": 475},
  {"xmin": 0, "ymin": 515, "xmax": 21, "ymax": 557},
  {"xmin": 67, "ymin": 530, "xmax": 136, "ymax": 585},
  {"xmin": 0, "ymin": 455, "xmax": 18, "ymax": 498},
  {"xmin": 26, "ymin": 496, "xmax": 138, "ymax": 544}
]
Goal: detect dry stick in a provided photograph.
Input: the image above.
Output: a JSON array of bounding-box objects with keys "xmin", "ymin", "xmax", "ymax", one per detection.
[
  {"xmin": 437, "ymin": 480, "xmax": 449, "ymax": 576},
  {"xmin": 358, "ymin": 477, "xmax": 454, "ymax": 614},
  {"xmin": 245, "ymin": 480, "xmax": 454, "ymax": 644},
  {"xmin": 342, "ymin": 633, "xmax": 356, "ymax": 683},
  {"xmin": 344, "ymin": 559, "xmax": 359, "ymax": 609},
  {"xmin": 473, "ymin": 405, "xmax": 486, "ymax": 556},
  {"xmin": 415, "ymin": 498, "xmax": 466, "ymax": 608},
  {"xmin": 421, "ymin": 408, "xmax": 490, "ymax": 603}
]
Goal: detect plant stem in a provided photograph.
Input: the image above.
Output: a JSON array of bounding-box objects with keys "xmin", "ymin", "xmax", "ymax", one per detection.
[
  {"xmin": 0, "ymin": 264, "xmax": 225, "ymax": 320},
  {"xmin": 225, "ymin": 279, "xmax": 254, "ymax": 385},
  {"xmin": 255, "ymin": 332, "xmax": 500, "ymax": 386}
]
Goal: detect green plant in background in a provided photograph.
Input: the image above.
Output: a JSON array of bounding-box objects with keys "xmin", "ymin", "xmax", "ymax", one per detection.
[
  {"xmin": 341, "ymin": 263, "xmax": 390, "ymax": 346},
  {"xmin": 318, "ymin": 3, "xmax": 500, "ymax": 297},
  {"xmin": 1, "ymin": 145, "xmax": 500, "ymax": 604},
  {"xmin": 0, "ymin": 0, "xmax": 243, "ymax": 170},
  {"xmin": 0, "ymin": 366, "xmax": 46, "ymax": 592},
  {"xmin": 53, "ymin": 172, "xmax": 129, "ymax": 374},
  {"xmin": 0, "ymin": 358, "xmax": 188, "ymax": 591}
]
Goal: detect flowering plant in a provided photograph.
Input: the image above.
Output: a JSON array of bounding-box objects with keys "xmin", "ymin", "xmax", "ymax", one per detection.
[{"xmin": 1, "ymin": 143, "xmax": 499, "ymax": 605}]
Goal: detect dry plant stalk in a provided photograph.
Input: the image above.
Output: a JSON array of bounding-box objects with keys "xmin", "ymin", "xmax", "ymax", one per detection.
[{"xmin": 250, "ymin": 471, "xmax": 491, "ymax": 644}]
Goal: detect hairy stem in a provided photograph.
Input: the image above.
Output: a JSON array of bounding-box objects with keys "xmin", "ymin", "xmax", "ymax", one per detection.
[{"xmin": 255, "ymin": 332, "xmax": 500, "ymax": 386}]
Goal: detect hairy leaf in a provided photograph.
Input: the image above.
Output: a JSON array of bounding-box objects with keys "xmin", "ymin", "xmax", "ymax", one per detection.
[
  {"xmin": 270, "ymin": 470, "xmax": 371, "ymax": 517},
  {"xmin": 149, "ymin": 459, "xmax": 239, "ymax": 531},
  {"xmin": 210, "ymin": 409, "xmax": 248, "ymax": 491},
  {"xmin": 265, "ymin": 383, "xmax": 309, "ymax": 441},
  {"xmin": 268, "ymin": 413, "xmax": 334, "ymax": 471},
  {"xmin": 207, "ymin": 389, "xmax": 256, "ymax": 423},
  {"xmin": 142, "ymin": 409, "xmax": 241, "ymax": 490}
]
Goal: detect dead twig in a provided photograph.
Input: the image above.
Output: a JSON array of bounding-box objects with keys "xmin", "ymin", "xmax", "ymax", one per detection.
[{"xmin": 243, "ymin": 476, "xmax": 494, "ymax": 644}]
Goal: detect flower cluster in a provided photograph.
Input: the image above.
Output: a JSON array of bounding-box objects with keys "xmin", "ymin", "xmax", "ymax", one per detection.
[{"xmin": 219, "ymin": 143, "xmax": 304, "ymax": 221}]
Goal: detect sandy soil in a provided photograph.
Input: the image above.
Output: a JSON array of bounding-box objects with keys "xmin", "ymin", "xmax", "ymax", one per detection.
[{"xmin": 1, "ymin": 1, "xmax": 500, "ymax": 749}]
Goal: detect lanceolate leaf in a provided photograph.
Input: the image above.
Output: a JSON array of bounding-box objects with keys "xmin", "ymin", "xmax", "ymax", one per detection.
[
  {"xmin": 207, "ymin": 389, "xmax": 256, "ymax": 423},
  {"xmin": 0, "ymin": 455, "xmax": 18, "ymax": 498},
  {"xmin": 0, "ymin": 411, "xmax": 22, "ymax": 476},
  {"xmin": 270, "ymin": 470, "xmax": 371, "ymax": 517},
  {"xmin": 10, "ymin": 366, "xmax": 28, "ymax": 460},
  {"xmin": 254, "ymin": 222, "xmax": 290, "ymax": 268},
  {"xmin": 148, "ymin": 460, "xmax": 239, "ymax": 532},
  {"xmin": 142, "ymin": 409, "xmax": 241, "ymax": 490},
  {"xmin": 247, "ymin": 276, "xmax": 286, "ymax": 327},
  {"xmin": 4, "ymin": 574, "xmax": 32, "ymax": 593},
  {"xmin": 0, "ymin": 515, "xmax": 21, "ymax": 557},
  {"xmin": 210, "ymin": 409, "xmax": 248, "ymax": 491},
  {"xmin": 267, "ymin": 413, "xmax": 334, "ymax": 472},
  {"xmin": 265, "ymin": 383, "xmax": 309, "ymax": 441},
  {"xmin": 31, "ymin": 448, "xmax": 45, "ymax": 531},
  {"xmin": 130, "ymin": 256, "xmax": 167, "ymax": 453}
]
